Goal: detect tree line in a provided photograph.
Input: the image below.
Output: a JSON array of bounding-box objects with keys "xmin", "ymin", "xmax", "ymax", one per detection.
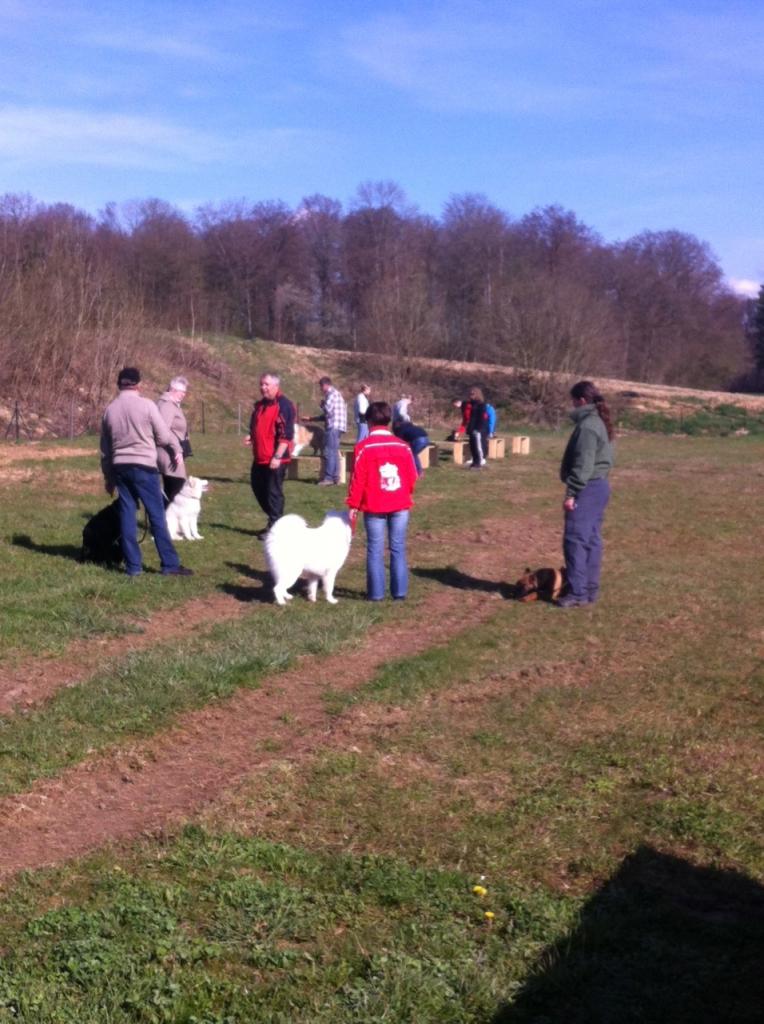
[{"xmin": 0, "ymin": 182, "xmax": 756, "ymax": 420}]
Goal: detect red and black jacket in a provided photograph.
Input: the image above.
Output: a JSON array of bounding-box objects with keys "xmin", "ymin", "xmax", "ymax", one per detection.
[
  {"xmin": 456, "ymin": 400, "xmax": 472, "ymax": 435},
  {"xmin": 249, "ymin": 393, "xmax": 295, "ymax": 465}
]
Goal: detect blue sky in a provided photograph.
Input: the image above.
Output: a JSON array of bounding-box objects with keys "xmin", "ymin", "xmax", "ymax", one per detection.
[{"xmin": 1, "ymin": 0, "xmax": 761, "ymax": 293}]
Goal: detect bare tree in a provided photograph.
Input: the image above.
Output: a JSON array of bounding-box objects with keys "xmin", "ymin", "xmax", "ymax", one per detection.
[
  {"xmin": 0, "ymin": 195, "xmax": 144, "ymax": 426},
  {"xmin": 121, "ymin": 199, "xmax": 203, "ymax": 333},
  {"xmin": 609, "ymin": 230, "xmax": 745, "ymax": 385},
  {"xmin": 438, "ymin": 193, "xmax": 511, "ymax": 362},
  {"xmin": 198, "ymin": 200, "xmax": 305, "ymax": 340},
  {"xmin": 0, "ymin": 184, "xmax": 753, "ymax": 427},
  {"xmin": 295, "ymin": 194, "xmax": 347, "ymax": 346}
]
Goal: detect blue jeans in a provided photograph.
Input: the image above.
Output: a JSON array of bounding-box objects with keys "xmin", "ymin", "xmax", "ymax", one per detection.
[
  {"xmin": 322, "ymin": 427, "xmax": 342, "ymax": 483},
  {"xmin": 410, "ymin": 436, "xmax": 429, "ymax": 476},
  {"xmin": 364, "ymin": 510, "xmax": 409, "ymax": 600},
  {"xmin": 356, "ymin": 422, "xmax": 369, "ymax": 442},
  {"xmin": 114, "ymin": 465, "xmax": 180, "ymax": 575},
  {"xmin": 563, "ymin": 477, "xmax": 610, "ymax": 601}
]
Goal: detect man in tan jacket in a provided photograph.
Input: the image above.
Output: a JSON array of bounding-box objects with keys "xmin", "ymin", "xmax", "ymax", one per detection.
[{"xmin": 100, "ymin": 366, "xmax": 192, "ymax": 577}]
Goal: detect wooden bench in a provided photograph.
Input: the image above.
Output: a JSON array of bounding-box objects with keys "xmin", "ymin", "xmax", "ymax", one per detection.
[
  {"xmin": 440, "ymin": 439, "xmax": 470, "ymax": 465},
  {"xmin": 287, "ymin": 449, "xmax": 354, "ymax": 484}
]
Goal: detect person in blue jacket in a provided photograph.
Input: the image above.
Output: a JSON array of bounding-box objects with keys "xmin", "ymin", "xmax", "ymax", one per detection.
[{"xmin": 486, "ymin": 402, "xmax": 497, "ymax": 437}]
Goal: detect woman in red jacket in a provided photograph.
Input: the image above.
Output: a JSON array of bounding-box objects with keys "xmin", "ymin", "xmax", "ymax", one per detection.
[{"xmin": 347, "ymin": 401, "xmax": 418, "ymax": 601}]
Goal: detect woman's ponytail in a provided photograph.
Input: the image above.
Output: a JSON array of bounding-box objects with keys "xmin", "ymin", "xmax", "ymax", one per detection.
[{"xmin": 570, "ymin": 380, "xmax": 614, "ymax": 441}]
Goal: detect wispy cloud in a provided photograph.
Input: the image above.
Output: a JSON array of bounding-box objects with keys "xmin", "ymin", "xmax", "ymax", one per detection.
[
  {"xmin": 339, "ymin": 13, "xmax": 597, "ymax": 115},
  {"xmin": 339, "ymin": 4, "xmax": 764, "ymax": 120},
  {"xmin": 0, "ymin": 106, "xmax": 218, "ymax": 170},
  {"xmin": 81, "ymin": 29, "xmax": 220, "ymax": 62},
  {"xmin": 0, "ymin": 105, "xmax": 322, "ymax": 172}
]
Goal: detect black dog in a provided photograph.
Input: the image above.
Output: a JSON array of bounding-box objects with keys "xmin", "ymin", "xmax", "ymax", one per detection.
[{"xmin": 81, "ymin": 501, "xmax": 123, "ymax": 566}]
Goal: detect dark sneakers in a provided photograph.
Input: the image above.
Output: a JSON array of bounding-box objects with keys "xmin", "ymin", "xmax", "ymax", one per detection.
[
  {"xmin": 556, "ymin": 593, "xmax": 588, "ymax": 608},
  {"xmin": 162, "ymin": 566, "xmax": 194, "ymax": 576}
]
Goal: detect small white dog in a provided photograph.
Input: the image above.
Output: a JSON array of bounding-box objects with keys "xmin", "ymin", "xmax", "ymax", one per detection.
[
  {"xmin": 264, "ymin": 510, "xmax": 351, "ymax": 605},
  {"xmin": 165, "ymin": 476, "xmax": 209, "ymax": 541}
]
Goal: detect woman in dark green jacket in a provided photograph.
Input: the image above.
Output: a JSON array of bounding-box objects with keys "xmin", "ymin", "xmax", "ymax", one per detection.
[{"xmin": 557, "ymin": 380, "xmax": 614, "ymax": 607}]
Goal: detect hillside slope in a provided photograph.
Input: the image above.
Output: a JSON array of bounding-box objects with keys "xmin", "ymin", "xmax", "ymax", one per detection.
[{"xmin": 2, "ymin": 333, "xmax": 763, "ymax": 439}]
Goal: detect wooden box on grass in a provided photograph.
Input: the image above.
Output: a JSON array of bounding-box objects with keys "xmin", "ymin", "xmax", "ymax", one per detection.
[
  {"xmin": 488, "ymin": 437, "xmax": 505, "ymax": 459},
  {"xmin": 286, "ymin": 455, "xmax": 321, "ymax": 481},
  {"xmin": 417, "ymin": 444, "xmax": 440, "ymax": 470},
  {"xmin": 441, "ymin": 439, "xmax": 470, "ymax": 465}
]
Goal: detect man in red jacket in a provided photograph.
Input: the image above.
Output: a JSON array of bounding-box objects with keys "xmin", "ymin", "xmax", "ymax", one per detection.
[
  {"xmin": 347, "ymin": 401, "xmax": 418, "ymax": 601},
  {"xmin": 245, "ymin": 373, "xmax": 295, "ymax": 535}
]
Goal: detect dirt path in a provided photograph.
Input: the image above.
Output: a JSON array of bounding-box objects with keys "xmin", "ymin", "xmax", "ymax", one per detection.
[
  {"xmin": 0, "ymin": 514, "xmax": 556, "ymax": 717},
  {"xmin": 0, "ymin": 593, "xmax": 250, "ymax": 714},
  {"xmin": 0, "ymin": 444, "xmax": 96, "ymax": 464},
  {"xmin": 0, "ymin": 531, "xmax": 532, "ymax": 881},
  {"xmin": 0, "ymin": 443, "xmax": 99, "ymax": 483}
]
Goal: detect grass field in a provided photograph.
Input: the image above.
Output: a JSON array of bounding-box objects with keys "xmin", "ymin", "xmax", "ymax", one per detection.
[{"xmin": 0, "ymin": 429, "xmax": 762, "ymax": 1022}]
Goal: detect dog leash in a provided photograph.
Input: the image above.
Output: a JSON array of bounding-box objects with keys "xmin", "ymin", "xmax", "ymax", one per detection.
[{"xmin": 137, "ymin": 501, "xmax": 149, "ymax": 545}]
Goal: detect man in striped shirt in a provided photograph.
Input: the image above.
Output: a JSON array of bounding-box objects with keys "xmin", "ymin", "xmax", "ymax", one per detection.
[{"xmin": 304, "ymin": 376, "xmax": 347, "ymax": 486}]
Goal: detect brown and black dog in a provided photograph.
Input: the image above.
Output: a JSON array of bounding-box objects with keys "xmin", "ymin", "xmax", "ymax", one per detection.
[
  {"xmin": 292, "ymin": 422, "xmax": 325, "ymax": 457},
  {"xmin": 514, "ymin": 567, "xmax": 567, "ymax": 602}
]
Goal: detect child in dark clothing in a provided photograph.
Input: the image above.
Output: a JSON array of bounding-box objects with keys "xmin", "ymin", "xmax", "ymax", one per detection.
[
  {"xmin": 465, "ymin": 386, "xmax": 489, "ymax": 468},
  {"xmin": 393, "ymin": 421, "xmax": 430, "ymax": 477}
]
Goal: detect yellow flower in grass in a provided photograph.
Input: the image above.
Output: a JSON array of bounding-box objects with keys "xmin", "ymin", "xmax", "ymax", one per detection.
[
  {"xmin": 484, "ymin": 911, "xmax": 495, "ymax": 921},
  {"xmin": 472, "ymin": 884, "xmax": 488, "ymax": 897}
]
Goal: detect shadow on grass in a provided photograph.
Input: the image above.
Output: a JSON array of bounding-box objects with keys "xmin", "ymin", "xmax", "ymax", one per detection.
[
  {"xmin": 219, "ymin": 581, "xmax": 273, "ymax": 603},
  {"xmin": 209, "ymin": 522, "xmax": 263, "ymax": 537},
  {"xmin": 225, "ymin": 561, "xmax": 268, "ymax": 581},
  {"xmin": 220, "ymin": 562, "xmax": 272, "ymax": 602},
  {"xmin": 330, "ymin": 585, "xmax": 366, "ymax": 600},
  {"xmin": 493, "ymin": 845, "xmax": 764, "ymax": 1024},
  {"xmin": 412, "ymin": 565, "xmax": 514, "ymax": 599},
  {"xmin": 221, "ymin": 563, "xmax": 365, "ymax": 604},
  {"xmin": 11, "ymin": 533, "xmax": 84, "ymax": 562}
]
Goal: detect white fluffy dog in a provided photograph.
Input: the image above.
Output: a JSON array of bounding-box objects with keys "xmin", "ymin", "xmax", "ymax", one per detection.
[
  {"xmin": 165, "ymin": 476, "xmax": 209, "ymax": 540},
  {"xmin": 264, "ymin": 510, "xmax": 351, "ymax": 605}
]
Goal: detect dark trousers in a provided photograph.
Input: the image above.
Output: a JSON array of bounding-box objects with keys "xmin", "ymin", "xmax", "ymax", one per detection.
[
  {"xmin": 250, "ymin": 463, "xmax": 286, "ymax": 528},
  {"xmin": 563, "ymin": 477, "xmax": 610, "ymax": 601},
  {"xmin": 469, "ymin": 429, "xmax": 488, "ymax": 466}
]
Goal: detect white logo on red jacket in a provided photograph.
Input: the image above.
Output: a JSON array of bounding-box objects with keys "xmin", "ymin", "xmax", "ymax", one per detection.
[{"xmin": 379, "ymin": 462, "xmax": 401, "ymax": 492}]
